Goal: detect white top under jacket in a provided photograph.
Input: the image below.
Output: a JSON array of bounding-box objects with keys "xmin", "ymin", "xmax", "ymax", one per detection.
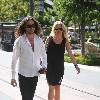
[{"xmin": 11, "ymin": 34, "xmax": 47, "ymax": 79}]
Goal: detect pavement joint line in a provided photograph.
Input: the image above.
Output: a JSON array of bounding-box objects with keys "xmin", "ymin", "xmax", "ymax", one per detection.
[
  {"xmin": 40, "ymin": 77, "xmax": 100, "ymax": 99},
  {"xmin": 1, "ymin": 63, "xmax": 100, "ymax": 99},
  {"xmin": 62, "ymin": 83, "xmax": 100, "ymax": 98},
  {"xmin": 0, "ymin": 65, "xmax": 10, "ymax": 69},
  {"xmin": 0, "ymin": 65, "xmax": 11, "ymax": 71},
  {"xmin": 1, "ymin": 67, "xmax": 100, "ymax": 99},
  {"xmin": 0, "ymin": 78, "xmax": 46, "ymax": 100}
]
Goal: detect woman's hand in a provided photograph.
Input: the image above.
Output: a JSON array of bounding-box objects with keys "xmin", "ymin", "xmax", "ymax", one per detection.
[
  {"xmin": 38, "ymin": 68, "xmax": 47, "ymax": 74},
  {"xmin": 75, "ymin": 65, "xmax": 80, "ymax": 74},
  {"xmin": 11, "ymin": 79, "xmax": 17, "ymax": 87}
]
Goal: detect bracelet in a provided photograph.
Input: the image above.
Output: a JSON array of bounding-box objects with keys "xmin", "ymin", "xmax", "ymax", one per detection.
[{"xmin": 74, "ymin": 64, "xmax": 78, "ymax": 68}]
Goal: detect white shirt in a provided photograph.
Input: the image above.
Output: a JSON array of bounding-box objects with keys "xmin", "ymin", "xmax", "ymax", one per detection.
[{"xmin": 11, "ymin": 34, "xmax": 47, "ymax": 79}]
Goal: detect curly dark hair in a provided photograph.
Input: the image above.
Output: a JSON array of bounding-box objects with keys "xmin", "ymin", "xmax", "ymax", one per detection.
[{"xmin": 15, "ymin": 16, "xmax": 42, "ymax": 39}]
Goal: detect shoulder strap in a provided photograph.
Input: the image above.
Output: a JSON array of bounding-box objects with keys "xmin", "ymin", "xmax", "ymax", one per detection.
[{"xmin": 45, "ymin": 36, "xmax": 52, "ymax": 51}]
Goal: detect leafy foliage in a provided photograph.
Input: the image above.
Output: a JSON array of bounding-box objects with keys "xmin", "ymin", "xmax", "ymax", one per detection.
[
  {"xmin": 64, "ymin": 52, "xmax": 100, "ymax": 66},
  {"xmin": 0, "ymin": 0, "xmax": 100, "ymax": 26},
  {"xmin": 0, "ymin": 0, "xmax": 29, "ymax": 21}
]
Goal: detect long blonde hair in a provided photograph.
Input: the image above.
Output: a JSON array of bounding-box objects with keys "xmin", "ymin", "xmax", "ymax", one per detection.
[{"xmin": 50, "ymin": 21, "xmax": 68, "ymax": 39}]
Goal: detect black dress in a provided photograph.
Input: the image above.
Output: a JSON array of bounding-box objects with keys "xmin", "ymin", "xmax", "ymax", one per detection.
[{"xmin": 46, "ymin": 36, "xmax": 66, "ymax": 85}]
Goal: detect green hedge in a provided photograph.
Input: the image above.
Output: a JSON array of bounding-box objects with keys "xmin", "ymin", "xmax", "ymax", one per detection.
[{"xmin": 64, "ymin": 53, "xmax": 100, "ymax": 66}]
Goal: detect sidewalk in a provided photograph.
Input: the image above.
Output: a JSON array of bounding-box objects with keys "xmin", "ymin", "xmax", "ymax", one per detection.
[
  {"xmin": 0, "ymin": 49, "xmax": 100, "ymax": 100},
  {"xmin": 0, "ymin": 64, "xmax": 100, "ymax": 100}
]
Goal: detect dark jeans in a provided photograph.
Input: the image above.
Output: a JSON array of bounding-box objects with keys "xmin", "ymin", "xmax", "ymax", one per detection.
[{"xmin": 18, "ymin": 73, "xmax": 38, "ymax": 100}]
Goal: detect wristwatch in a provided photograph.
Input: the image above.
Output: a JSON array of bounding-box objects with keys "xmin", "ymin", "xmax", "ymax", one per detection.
[{"xmin": 74, "ymin": 64, "xmax": 78, "ymax": 68}]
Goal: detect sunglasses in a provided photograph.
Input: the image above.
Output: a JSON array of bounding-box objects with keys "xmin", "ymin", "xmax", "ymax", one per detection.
[
  {"xmin": 55, "ymin": 28, "xmax": 63, "ymax": 31},
  {"xmin": 26, "ymin": 24, "xmax": 35, "ymax": 28}
]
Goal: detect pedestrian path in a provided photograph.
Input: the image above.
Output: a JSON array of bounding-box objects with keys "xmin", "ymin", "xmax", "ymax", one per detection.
[
  {"xmin": 0, "ymin": 49, "xmax": 100, "ymax": 100},
  {"xmin": 0, "ymin": 62, "xmax": 100, "ymax": 100},
  {"xmin": 0, "ymin": 73, "xmax": 100, "ymax": 100},
  {"xmin": 0, "ymin": 91, "xmax": 14, "ymax": 100},
  {"xmin": 64, "ymin": 62, "xmax": 100, "ymax": 72}
]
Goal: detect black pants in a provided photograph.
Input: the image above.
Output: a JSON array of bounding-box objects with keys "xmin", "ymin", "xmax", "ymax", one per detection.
[{"xmin": 18, "ymin": 74, "xmax": 38, "ymax": 100}]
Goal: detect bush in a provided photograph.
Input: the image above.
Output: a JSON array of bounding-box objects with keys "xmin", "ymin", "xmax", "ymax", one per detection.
[
  {"xmin": 64, "ymin": 52, "xmax": 100, "ymax": 66},
  {"xmin": 75, "ymin": 56, "xmax": 86, "ymax": 65},
  {"xmin": 70, "ymin": 37, "xmax": 78, "ymax": 44},
  {"xmin": 85, "ymin": 54, "xmax": 100, "ymax": 66},
  {"xmin": 64, "ymin": 53, "xmax": 71, "ymax": 62}
]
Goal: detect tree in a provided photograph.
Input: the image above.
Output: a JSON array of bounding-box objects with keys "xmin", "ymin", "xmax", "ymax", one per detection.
[
  {"xmin": 51, "ymin": 0, "xmax": 100, "ymax": 55},
  {"xmin": 0, "ymin": 0, "xmax": 29, "ymax": 21}
]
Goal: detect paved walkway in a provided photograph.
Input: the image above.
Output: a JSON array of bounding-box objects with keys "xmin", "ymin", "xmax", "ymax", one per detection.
[
  {"xmin": 0, "ymin": 75, "xmax": 100, "ymax": 100},
  {"xmin": 0, "ymin": 50, "xmax": 100, "ymax": 100},
  {"xmin": 0, "ymin": 62, "xmax": 100, "ymax": 100}
]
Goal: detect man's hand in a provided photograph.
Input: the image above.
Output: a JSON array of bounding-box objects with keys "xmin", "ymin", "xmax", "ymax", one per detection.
[
  {"xmin": 38, "ymin": 68, "xmax": 47, "ymax": 74},
  {"xmin": 11, "ymin": 79, "xmax": 17, "ymax": 87}
]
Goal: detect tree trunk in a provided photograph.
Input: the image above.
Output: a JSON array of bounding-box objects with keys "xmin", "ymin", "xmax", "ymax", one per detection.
[
  {"xmin": 80, "ymin": 19, "xmax": 85, "ymax": 56},
  {"xmin": 29, "ymin": 0, "xmax": 34, "ymax": 16}
]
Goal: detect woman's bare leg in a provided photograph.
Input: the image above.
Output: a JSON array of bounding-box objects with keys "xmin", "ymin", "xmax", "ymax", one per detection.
[
  {"xmin": 54, "ymin": 85, "xmax": 60, "ymax": 100},
  {"xmin": 48, "ymin": 85, "xmax": 55, "ymax": 100}
]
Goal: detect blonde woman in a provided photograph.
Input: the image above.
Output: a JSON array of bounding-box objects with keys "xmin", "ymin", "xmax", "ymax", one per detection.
[{"xmin": 45, "ymin": 21, "xmax": 80, "ymax": 100}]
